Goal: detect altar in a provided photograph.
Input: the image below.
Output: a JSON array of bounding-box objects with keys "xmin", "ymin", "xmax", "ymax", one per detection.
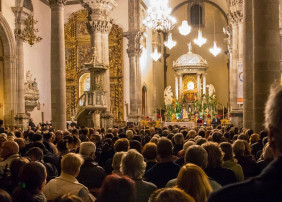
[
  {"xmin": 164, "ymin": 122, "xmax": 195, "ymax": 128},
  {"xmin": 164, "ymin": 43, "xmax": 218, "ymax": 123}
]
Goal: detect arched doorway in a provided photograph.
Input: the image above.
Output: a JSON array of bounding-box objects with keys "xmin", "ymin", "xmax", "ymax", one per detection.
[
  {"xmin": 0, "ymin": 37, "xmax": 4, "ymax": 120},
  {"xmin": 142, "ymin": 86, "xmax": 147, "ymax": 116},
  {"xmin": 0, "ymin": 13, "xmax": 17, "ymax": 126},
  {"xmin": 79, "ymin": 73, "xmax": 90, "ymax": 97}
]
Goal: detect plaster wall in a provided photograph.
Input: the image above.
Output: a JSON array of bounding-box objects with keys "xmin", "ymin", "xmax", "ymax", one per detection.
[
  {"xmin": 2, "ymin": 0, "xmax": 16, "ymax": 38},
  {"xmin": 23, "ymin": 1, "xmax": 51, "ymax": 125}
]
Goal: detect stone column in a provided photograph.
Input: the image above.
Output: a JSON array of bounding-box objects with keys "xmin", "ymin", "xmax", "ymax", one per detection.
[
  {"xmin": 229, "ymin": 10, "xmax": 243, "ymax": 127},
  {"xmin": 243, "ymin": 0, "xmax": 253, "ymax": 129},
  {"xmin": 179, "ymin": 76, "xmax": 183, "ymax": 93},
  {"xmin": 230, "ymin": 23, "xmax": 239, "ymax": 110},
  {"xmin": 12, "ymin": 6, "xmax": 31, "ymax": 129},
  {"xmin": 203, "ymin": 74, "xmax": 206, "ymax": 95},
  {"xmin": 253, "ymin": 0, "xmax": 281, "ymax": 132},
  {"xmin": 50, "ymin": 0, "xmax": 66, "ymax": 130},
  {"xmin": 101, "ymin": 30, "xmax": 112, "ymax": 114},
  {"xmin": 124, "ymin": 31, "xmax": 142, "ymax": 120},
  {"xmin": 178, "ymin": 75, "xmax": 181, "ymax": 97},
  {"xmin": 175, "ymin": 75, "xmax": 178, "ymax": 99},
  {"xmin": 135, "ymin": 47, "xmax": 142, "ymax": 114},
  {"xmin": 197, "ymin": 74, "xmax": 200, "ymax": 95},
  {"xmin": 128, "ymin": 50, "xmax": 137, "ymax": 115}
]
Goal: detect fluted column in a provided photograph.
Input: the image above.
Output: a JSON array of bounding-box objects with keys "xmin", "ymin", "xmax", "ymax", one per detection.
[
  {"xmin": 175, "ymin": 76, "xmax": 178, "ymax": 99},
  {"xmin": 50, "ymin": 0, "xmax": 66, "ymax": 130},
  {"xmin": 203, "ymin": 74, "xmax": 206, "ymax": 95},
  {"xmin": 12, "ymin": 6, "xmax": 31, "ymax": 128},
  {"xmin": 197, "ymin": 74, "xmax": 200, "ymax": 96},
  {"xmin": 179, "ymin": 76, "xmax": 183, "ymax": 94},
  {"xmin": 253, "ymin": 0, "xmax": 281, "ymax": 132},
  {"xmin": 243, "ymin": 0, "xmax": 253, "ymax": 129}
]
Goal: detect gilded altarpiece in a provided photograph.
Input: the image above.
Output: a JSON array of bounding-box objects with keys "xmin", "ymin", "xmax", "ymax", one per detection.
[{"xmin": 65, "ymin": 10, "xmax": 124, "ymax": 122}]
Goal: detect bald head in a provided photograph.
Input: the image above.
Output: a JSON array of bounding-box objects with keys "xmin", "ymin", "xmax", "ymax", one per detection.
[{"xmin": 0, "ymin": 141, "xmax": 19, "ymax": 159}]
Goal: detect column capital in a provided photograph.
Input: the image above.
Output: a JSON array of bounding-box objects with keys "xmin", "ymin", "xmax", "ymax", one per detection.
[
  {"xmin": 49, "ymin": 0, "xmax": 66, "ymax": 7},
  {"xmin": 124, "ymin": 30, "xmax": 143, "ymax": 58},
  {"xmin": 228, "ymin": 0, "xmax": 243, "ymax": 25},
  {"xmin": 87, "ymin": 19, "xmax": 113, "ymax": 33}
]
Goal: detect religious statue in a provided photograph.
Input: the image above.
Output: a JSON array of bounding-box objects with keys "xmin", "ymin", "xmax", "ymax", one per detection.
[
  {"xmin": 24, "ymin": 70, "xmax": 40, "ymax": 112},
  {"xmin": 207, "ymin": 84, "xmax": 216, "ymax": 96},
  {"xmin": 164, "ymin": 86, "xmax": 173, "ymax": 106},
  {"xmin": 182, "ymin": 108, "xmax": 188, "ymax": 119}
]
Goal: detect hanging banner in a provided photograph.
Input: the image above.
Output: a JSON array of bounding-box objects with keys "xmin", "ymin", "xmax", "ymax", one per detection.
[{"xmin": 237, "ymin": 62, "xmax": 243, "ymax": 104}]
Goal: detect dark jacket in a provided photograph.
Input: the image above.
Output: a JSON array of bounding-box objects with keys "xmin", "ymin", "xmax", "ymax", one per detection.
[
  {"xmin": 145, "ymin": 161, "xmax": 180, "ymax": 188},
  {"xmin": 77, "ymin": 157, "xmax": 106, "ymax": 190},
  {"xmin": 205, "ymin": 167, "xmax": 237, "ymax": 186},
  {"xmin": 208, "ymin": 157, "xmax": 282, "ymax": 202}
]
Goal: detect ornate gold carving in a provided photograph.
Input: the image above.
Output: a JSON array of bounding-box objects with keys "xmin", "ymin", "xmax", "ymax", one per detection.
[
  {"xmin": 109, "ymin": 24, "xmax": 124, "ymax": 121},
  {"xmin": 65, "ymin": 9, "xmax": 124, "ymax": 122},
  {"xmin": 182, "ymin": 74, "xmax": 198, "ymax": 93}
]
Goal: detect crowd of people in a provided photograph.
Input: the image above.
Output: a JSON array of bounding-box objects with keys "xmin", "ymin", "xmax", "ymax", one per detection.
[{"xmin": 0, "ymin": 85, "xmax": 282, "ymax": 202}]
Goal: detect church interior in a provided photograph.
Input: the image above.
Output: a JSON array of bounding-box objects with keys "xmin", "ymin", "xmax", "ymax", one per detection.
[
  {"xmin": 1, "ymin": 1, "xmax": 282, "ymax": 201},
  {"xmin": 0, "ymin": 0, "xmax": 281, "ymax": 132}
]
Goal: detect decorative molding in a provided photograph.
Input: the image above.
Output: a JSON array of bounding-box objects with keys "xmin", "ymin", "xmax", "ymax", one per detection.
[
  {"xmin": 49, "ymin": 0, "xmax": 66, "ymax": 7},
  {"xmin": 24, "ymin": 70, "xmax": 40, "ymax": 112},
  {"xmin": 124, "ymin": 30, "xmax": 143, "ymax": 57},
  {"xmin": 87, "ymin": 20, "xmax": 113, "ymax": 33},
  {"xmin": 65, "ymin": 9, "xmax": 124, "ymax": 121}
]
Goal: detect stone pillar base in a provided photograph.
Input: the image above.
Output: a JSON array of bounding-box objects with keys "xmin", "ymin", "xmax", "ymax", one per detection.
[
  {"xmin": 15, "ymin": 113, "xmax": 29, "ymax": 130},
  {"xmin": 101, "ymin": 111, "xmax": 114, "ymax": 129},
  {"xmin": 230, "ymin": 110, "xmax": 243, "ymax": 128}
]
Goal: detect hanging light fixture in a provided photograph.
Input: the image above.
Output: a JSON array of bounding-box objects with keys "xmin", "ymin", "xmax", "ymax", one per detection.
[
  {"xmin": 143, "ymin": 0, "xmax": 176, "ymax": 32},
  {"xmin": 151, "ymin": 47, "xmax": 161, "ymax": 61},
  {"xmin": 164, "ymin": 33, "xmax": 176, "ymax": 49},
  {"xmin": 178, "ymin": 20, "xmax": 191, "ymax": 36},
  {"xmin": 178, "ymin": 4, "xmax": 191, "ymax": 36},
  {"xmin": 209, "ymin": 17, "xmax": 221, "ymax": 57},
  {"xmin": 209, "ymin": 41, "xmax": 221, "ymax": 56},
  {"xmin": 193, "ymin": 3, "xmax": 207, "ymax": 47}
]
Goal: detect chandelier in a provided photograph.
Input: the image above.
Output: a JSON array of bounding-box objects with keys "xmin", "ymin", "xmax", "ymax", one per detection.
[
  {"xmin": 209, "ymin": 17, "xmax": 221, "ymax": 57},
  {"xmin": 209, "ymin": 41, "xmax": 221, "ymax": 57},
  {"xmin": 143, "ymin": 0, "xmax": 176, "ymax": 32},
  {"xmin": 193, "ymin": 2, "xmax": 206, "ymax": 47},
  {"xmin": 151, "ymin": 47, "xmax": 161, "ymax": 61},
  {"xmin": 194, "ymin": 30, "xmax": 207, "ymax": 47},
  {"xmin": 178, "ymin": 20, "xmax": 191, "ymax": 36},
  {"xmin": 164, "ymin": 33, "xmax": 176, "ymax": 49},
  {"xmin": 16, "ymin": 15, "xmax": 42, "ymax": 46}
]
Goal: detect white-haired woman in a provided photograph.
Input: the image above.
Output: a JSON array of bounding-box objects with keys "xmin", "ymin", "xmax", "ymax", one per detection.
[{"xmin": 121, "ymin": 149, "xmax": 157, "ymax": 202}]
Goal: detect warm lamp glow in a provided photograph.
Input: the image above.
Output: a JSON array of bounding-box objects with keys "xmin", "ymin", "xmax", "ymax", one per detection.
[
  {"xmin": 178, "ymin": 20, "xmax": 191, "ymax": 36},
  {"xmin": 151, "ymin": 47, "xmax": 161, "ymax": 61},
  {"xmin": 193, "ymin": 30, "xmax": 207, "ymax": 47},
  {"xmin": 143, "ymin": 0, "xmax": 176, "ymax": 32},
  {"xmin": 209, "ymin": 41, "xmax": 221, "ymax": 57},
  {"xmin": 164, "ymin": 33, "xmax": 176, "ymax": 50}
]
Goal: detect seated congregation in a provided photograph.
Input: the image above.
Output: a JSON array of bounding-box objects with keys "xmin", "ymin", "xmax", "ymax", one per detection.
[{"xmin": 0, "ymin": 86, "xmax": 282, "ymax": 202}]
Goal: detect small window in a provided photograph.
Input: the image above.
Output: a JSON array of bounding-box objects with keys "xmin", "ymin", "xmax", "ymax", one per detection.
[{"xmin": 190, "ymin": 4, "xmax": 204, "ymax": 26}]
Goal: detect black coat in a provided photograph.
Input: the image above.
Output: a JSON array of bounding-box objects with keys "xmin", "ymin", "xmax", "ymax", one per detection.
[{"xmin": 208, "ymin": 157, "xmax": 282, "ymax": 202}]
